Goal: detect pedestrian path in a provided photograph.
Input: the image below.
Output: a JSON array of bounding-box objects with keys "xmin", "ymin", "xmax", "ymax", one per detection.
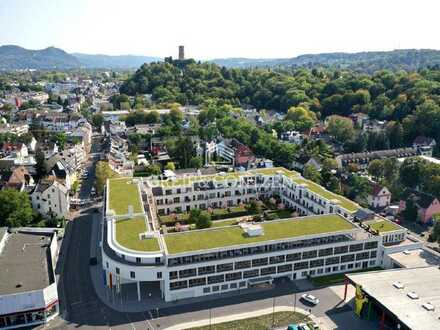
[{"xmin": 163, "ymin": 305, "xmax": 328, "ymax": 330}]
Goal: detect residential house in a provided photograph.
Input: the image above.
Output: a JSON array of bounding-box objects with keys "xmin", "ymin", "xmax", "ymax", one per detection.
[
  {"xmin": 413, "ymin": 136, "xmax": 437, "ymax": 149},
  {"xmin": 280, "ymin": 131, "xmax": 306, "ymax": 145},
  {"xmin": 0, "ymin": 166, "xmax": 34, "ymax": 192},
  {"xmin": 291, "ymin": 156, "xmax": 322, "ymax": 172},
  {"xmin": 31, "ymin": 177, "xmax": 70, "ymax": 219},
  {"xmin": 367, "ymin": 184, "xmax": 391, "ymax": 209},
  {"xmin": 336, "ymin": 148, "xmax": 419, "ymax": 170},
  {"xmin": 400, "ymin": 193, "xmax": 440, "ymax": 224}
]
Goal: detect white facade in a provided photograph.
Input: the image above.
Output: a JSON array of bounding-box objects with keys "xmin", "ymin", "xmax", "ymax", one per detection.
[
  {"xmin": 31, "ymin": 180, "xmax": 70, "ymax": 219},
  {"xmin": 367, "ymin": 186, "xmax": 391, "ymax": 209},
  {"xmin": 101, "ymin": 168, "xmax": 409, "ymax": 303}
]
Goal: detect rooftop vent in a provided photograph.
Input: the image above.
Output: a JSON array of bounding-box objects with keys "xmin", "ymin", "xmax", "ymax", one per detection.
[
  {"xmin": 393, "ymin": 281, "xmax": 404, "ymax": 289},
  {"xmin": 422, "ymin": 302, "xmax": 435, "ymax": 311},
  {"xmin": 407, "ymin": 291, "xmax": 419, "ymax": 299},
  {"xmin": 139, "ymin": 232, "xmax": 155, "ymax": 240}
]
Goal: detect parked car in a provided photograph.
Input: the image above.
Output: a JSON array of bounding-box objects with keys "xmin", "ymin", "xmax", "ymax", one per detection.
[
  {"xmin": 298, "ymin": 324, "xmax": 311, "ymax": 330},
  {"xmin": 287, "ymin": 325, "xmax": 299, "ymax": 330},
  {"xmin": 301, "ymin": 293, "xmax": 320, "ymax": 305}
]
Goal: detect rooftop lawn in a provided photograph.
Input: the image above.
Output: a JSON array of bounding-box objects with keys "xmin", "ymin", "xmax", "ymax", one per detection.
[
  {"xmin": 164, "ymin": 214, "xmax": 355, "ymax": 254},
  {"xmin": 365, "ymin": 219, "xmax": 401, "ymax": 233},
  {"xmin": 290, "ymin": 176, "xmax": 359, "ymax": 213},
  {"xmin": 115, "ymin": 217, "xmax": 160, "ymax": 251},
  {"xmin": 108, "ymin": 178, "xmax": 143, "ymax": 215}
]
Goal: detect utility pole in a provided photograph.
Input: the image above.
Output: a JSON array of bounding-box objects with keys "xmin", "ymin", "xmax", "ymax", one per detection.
[{"xmin": 294, "ymin": 292, "xmax": 297, "ymax": 313}]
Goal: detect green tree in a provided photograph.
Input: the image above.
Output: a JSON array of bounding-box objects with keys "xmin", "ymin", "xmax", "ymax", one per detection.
[
  {"xmin": 303, "ymin": 165, "xmax": 322, "ymax": 184},
  {"xmin": 402, "ymin": 199, "xmax": 418, "ymax": 222},
  {"xmin": 326, "ymin": 115, "xmax": 355, "ymax": 143},
  {"xmin": 285, "ymin": 106, "xmax": 317, "ymax": 132},
  {"xmin": 92, "ymin": 113, "xmax": 104, "ymax": 128},
  {"xmin": 189, "ymin": 156, "xmax": 203, "ymax": 169},
  {"xmin": 368, "ymin": 159, "xmax": 384, "ymax": 180},
  {"xmin": 246, "ymin": 200, "xmax": 263, "ymax": 214},
  {"xmin": 95, "ymin": 161, "xmax": 118, "ymax": 195},
  {"xmin": 0, "ymin": 189, "xmax": 33, "ymax": 227},
  {"xmin": 165, "ymin": 162, "xmax": 176, "ymax": 171},
  {"xmin": 195, "ymin": 212, "xmax": 212, "ymax": 229}
]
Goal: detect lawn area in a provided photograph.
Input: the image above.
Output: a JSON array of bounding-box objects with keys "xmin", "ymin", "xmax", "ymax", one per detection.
[
  {"xmin": 290, "ymin": 176, "xmax": 359, "ymax": 213},
  {"xmin": 365, "ymin": 220, "xmax": 401, "ymax": 233},
  {"xmin": 159, "ymin": 206, "xmax": 248, "ymax": 225},
  {"xmin": 115, "ymin": 217, "xmax": 160, "ymax": 251},
  {"xmin": 310, "ymin": 267, "xmax": 383, "ymax": 287},
  {"xmin": 108, "ymin": 178, "xmax": 143, "ymax": 215},
  {"xmin": 165, "ymin": 214, "xmax": 355, "ymax": 254},
  {"xmin": 186, "ymin": 311, "xmax": 309, "ymax": 330}
]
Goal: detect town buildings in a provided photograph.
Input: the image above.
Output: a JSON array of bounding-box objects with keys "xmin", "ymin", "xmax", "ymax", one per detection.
[{"xmin": 31, "ymin": 177, "xmax": 70, "ymax": 219}]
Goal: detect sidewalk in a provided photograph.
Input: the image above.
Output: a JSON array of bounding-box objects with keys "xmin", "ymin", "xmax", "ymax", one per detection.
[{"xmin": 163, "ymin": 305, "xmax": 327, "ymax": 330}]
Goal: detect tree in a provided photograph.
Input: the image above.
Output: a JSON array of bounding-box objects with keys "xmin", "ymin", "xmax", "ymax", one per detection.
[
  {"xmin": 303, "ymin": 165, "xmax": 322, "ymax": 184},
  {"xmin": 368, "ymin": 159, "xmax": 384, "ymax": 180},
  {"xmin": 247, "ymin": 200, "xmax": 263, "ymax": 214},
  {"xmin": 285, "ymin": 106, "xmax": 317, "ymax": 132},
  {"xmin": 195, "ymin": 212, "xmax": 212, "ymax": 229},
  {"xmin": 399, "ymin": 157, "xmax": 426, "ymax": 189},
  {"xmin": 402, "ymin": 198, "xmax": 418, "ymax": 222},
  {"xmin": 165, "ymin": 162, "xmax": 176, "ymax": 171},
  {"xmin": 144, "ymin": 164, "xmax": 161, "ymax": 176},
  {"xmin": 92, "ymin": 113, "xmax": 104, "ymax": 128},
  {"xmin": 145, "ymin": 110, "xmax": 160, "ymax": 124},
  {"xmin": 189, "ymin": 156, "xmax": 203, "ymax": 169},
  {"xmin": 35, "ymin": 148, "xmax": 47, "ymax": 179},
  {"xmin": 0, "ymin": 189, "xmax": 33, "ymax": 227},
  {"xmin": 326, "ymin": 115, "xmax": 355, "ymax": 143},
  {"xmin": 430, "ymin": 216, "xmax": 440, "ymax": 242},
  {"xmin": 169, "ymin": 108, "xmax": 183, "ymax": 124},
  {"xmin": 95, "ymin": 161, "xmax": 118, "ymax": 195}
]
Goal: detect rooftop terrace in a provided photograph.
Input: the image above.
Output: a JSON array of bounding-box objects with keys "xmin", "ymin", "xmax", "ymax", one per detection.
[
  {"xmin": 364, "ymin": 219, "xmax": 402, "ymax": 233},
  {"xmin": 164, "ymin": 214, "xmax": 356, "ymax": 254},
  {"xmin": 114, "ymin": 217, "xmax": 160, "ymax": 252},
  {"xmin": 108, "ymin": 178, "xmax": 143, "ymax": 215}
]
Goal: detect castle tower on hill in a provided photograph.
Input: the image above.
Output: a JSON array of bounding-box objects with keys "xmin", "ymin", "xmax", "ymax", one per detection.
[{"xmin": 178, "ymin": 45, "xmax": 185, "ymax": 60}]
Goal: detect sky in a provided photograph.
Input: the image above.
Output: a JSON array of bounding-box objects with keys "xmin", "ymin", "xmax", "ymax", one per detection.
[{"xmin": 0, "ymin": 0, "xmax": 439, "ymax": 59}]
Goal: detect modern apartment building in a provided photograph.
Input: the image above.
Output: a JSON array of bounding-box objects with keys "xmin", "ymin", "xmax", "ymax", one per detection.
[{"xmin": 101, "ymin": 168, "xmax": 409, "ymax": 303}]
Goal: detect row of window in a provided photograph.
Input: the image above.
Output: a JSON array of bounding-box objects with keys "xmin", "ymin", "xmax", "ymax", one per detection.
[
  {"xmin": 169, "ymin": 259, "xmax": 377, "ymax": 291},
  {"xmin": 169, "ymin": 251, "xmax": 377, "ymax": 282},
  {"xmin": 168, "ymin": 239, "xmax": 377, "ymax": 269}
]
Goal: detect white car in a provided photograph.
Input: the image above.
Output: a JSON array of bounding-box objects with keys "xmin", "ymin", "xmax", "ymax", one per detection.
[
  {"xmin": 298, "ymin": 324, "xmax": 311, "ymax": 330},
  {"xmin": 301, "ymin": 293, "xmax": 319, "ymax": 305}
]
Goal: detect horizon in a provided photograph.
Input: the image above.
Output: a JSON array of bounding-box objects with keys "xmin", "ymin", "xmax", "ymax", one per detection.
[{"xmin": 1, "ymin": 0, "xmax": 440, "ymax": 59}]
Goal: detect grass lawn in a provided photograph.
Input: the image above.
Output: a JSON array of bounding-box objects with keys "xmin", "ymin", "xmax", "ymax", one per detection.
[
  {"xmin": 365, "ymin": 220, "xmax": 401, "ymax": 233},
  {"xmin": 186, "ymin": 311, "xmax": 309, "ymax": 330},
  {"xmin": 108, "ymin": 178, "xmax": 143, "ymax": 215},
  {"xmin": 290, "ymin": 177, "xmax": 359, "ymax": 213},
  {"xmin": 115, "ymin": 217, "xmax": 160, "ymax": 251},
  {"xmin": 310, "ymin": 267, "xmax": 383, "ymax": 287},
  {"xmin": 165, "ymin": 214, "xmax": 354, "ymax": 254}
]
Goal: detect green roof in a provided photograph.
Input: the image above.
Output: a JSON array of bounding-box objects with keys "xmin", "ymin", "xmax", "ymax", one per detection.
[
  {"xmin": 289, "ymin": 176, "xmax": 359, "ymax": 213},
  {"xmin": 115, "ymin": 217, "xmax": 160, "ymax": 251},
  {"xmin": 108, "ymin": 178, "xmax": 143, "ymax": 215},
  {"xmin": 364, "ymin": 219, "xmax": 401, "ymax": 233},
  {"xmin": 164, "ymin": 214, "xmax": 355, "ymax": 254}
]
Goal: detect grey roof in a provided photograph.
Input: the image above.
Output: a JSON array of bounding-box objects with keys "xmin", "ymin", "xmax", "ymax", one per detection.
[
  {"xmin": 338, "ymin": 147, "xmax": 418, "ymax": 162},
  {"xmin": 0, "ymin": 231, "xmax": 55, "ymax": 295},
  {"xmin": 347, "ymin": 267, "xmax": 440, "ymax": 330}
]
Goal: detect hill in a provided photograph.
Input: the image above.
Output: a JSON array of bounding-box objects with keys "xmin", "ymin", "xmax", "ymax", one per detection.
[
  {"xmin": 0, "ymin": 45, "xmax": 80, "ymax": 70},
  {"xmin": 73, "ymin": 53, "xmax": 160, "ymax": 69},
  {"xmin": 211, "ymin": 49, "xmax": 440, "ymax": 72}
]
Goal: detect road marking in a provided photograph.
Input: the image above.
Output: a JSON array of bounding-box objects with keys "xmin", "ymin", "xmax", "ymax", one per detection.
[
  {"xmin": 125, "ymin": 313, "xmax": 137, "ymax": 330},
  {"xmin": 143, "ymin": 311, "xmax": 155, "ymax": 330}
]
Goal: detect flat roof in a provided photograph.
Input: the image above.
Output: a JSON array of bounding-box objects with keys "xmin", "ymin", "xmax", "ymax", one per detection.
[
  {"xmin": 364, "ymin": 219, "xmax": 401, "ymax": 233},
  {"xmin": 108, "ymin": 178, "xmax": 143, "ymax": 215},
  {"xmin": 0, "ymin": 232, "xmax": 54, "ymax": 295},
  {"xmin": 388, "ymin": 249, "xmax": 440, "ymax": 268},
  {"xmin": 114, "ymin": 217, "xmax": 160, "ymax": 252},
  {"xmin": 164, "ymin": 214, "xmax": 356, "ymax": 254},
  {"xmin": 347, "ymin": 267, "xmax": 440, "ymax": 330}
]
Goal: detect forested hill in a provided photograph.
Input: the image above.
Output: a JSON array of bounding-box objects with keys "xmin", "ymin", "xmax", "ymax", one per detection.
[
  {"xmin": 120, "ymin": 59, "xmax": 440, "ymax": 144},
  {"xmin": 211, "ymin": 49, "xmax": 440, "ymax": 73}
]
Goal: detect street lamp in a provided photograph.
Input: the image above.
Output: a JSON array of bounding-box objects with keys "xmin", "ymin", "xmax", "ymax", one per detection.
[{"xmin": 272, "ymin": 297, "xmax": 276, "ymax": 327}]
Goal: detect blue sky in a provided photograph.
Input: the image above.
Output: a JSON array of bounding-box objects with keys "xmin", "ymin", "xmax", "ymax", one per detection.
[{"xmin": 0, "ymin": 0, "xmax": 439, "ymax": 59}]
